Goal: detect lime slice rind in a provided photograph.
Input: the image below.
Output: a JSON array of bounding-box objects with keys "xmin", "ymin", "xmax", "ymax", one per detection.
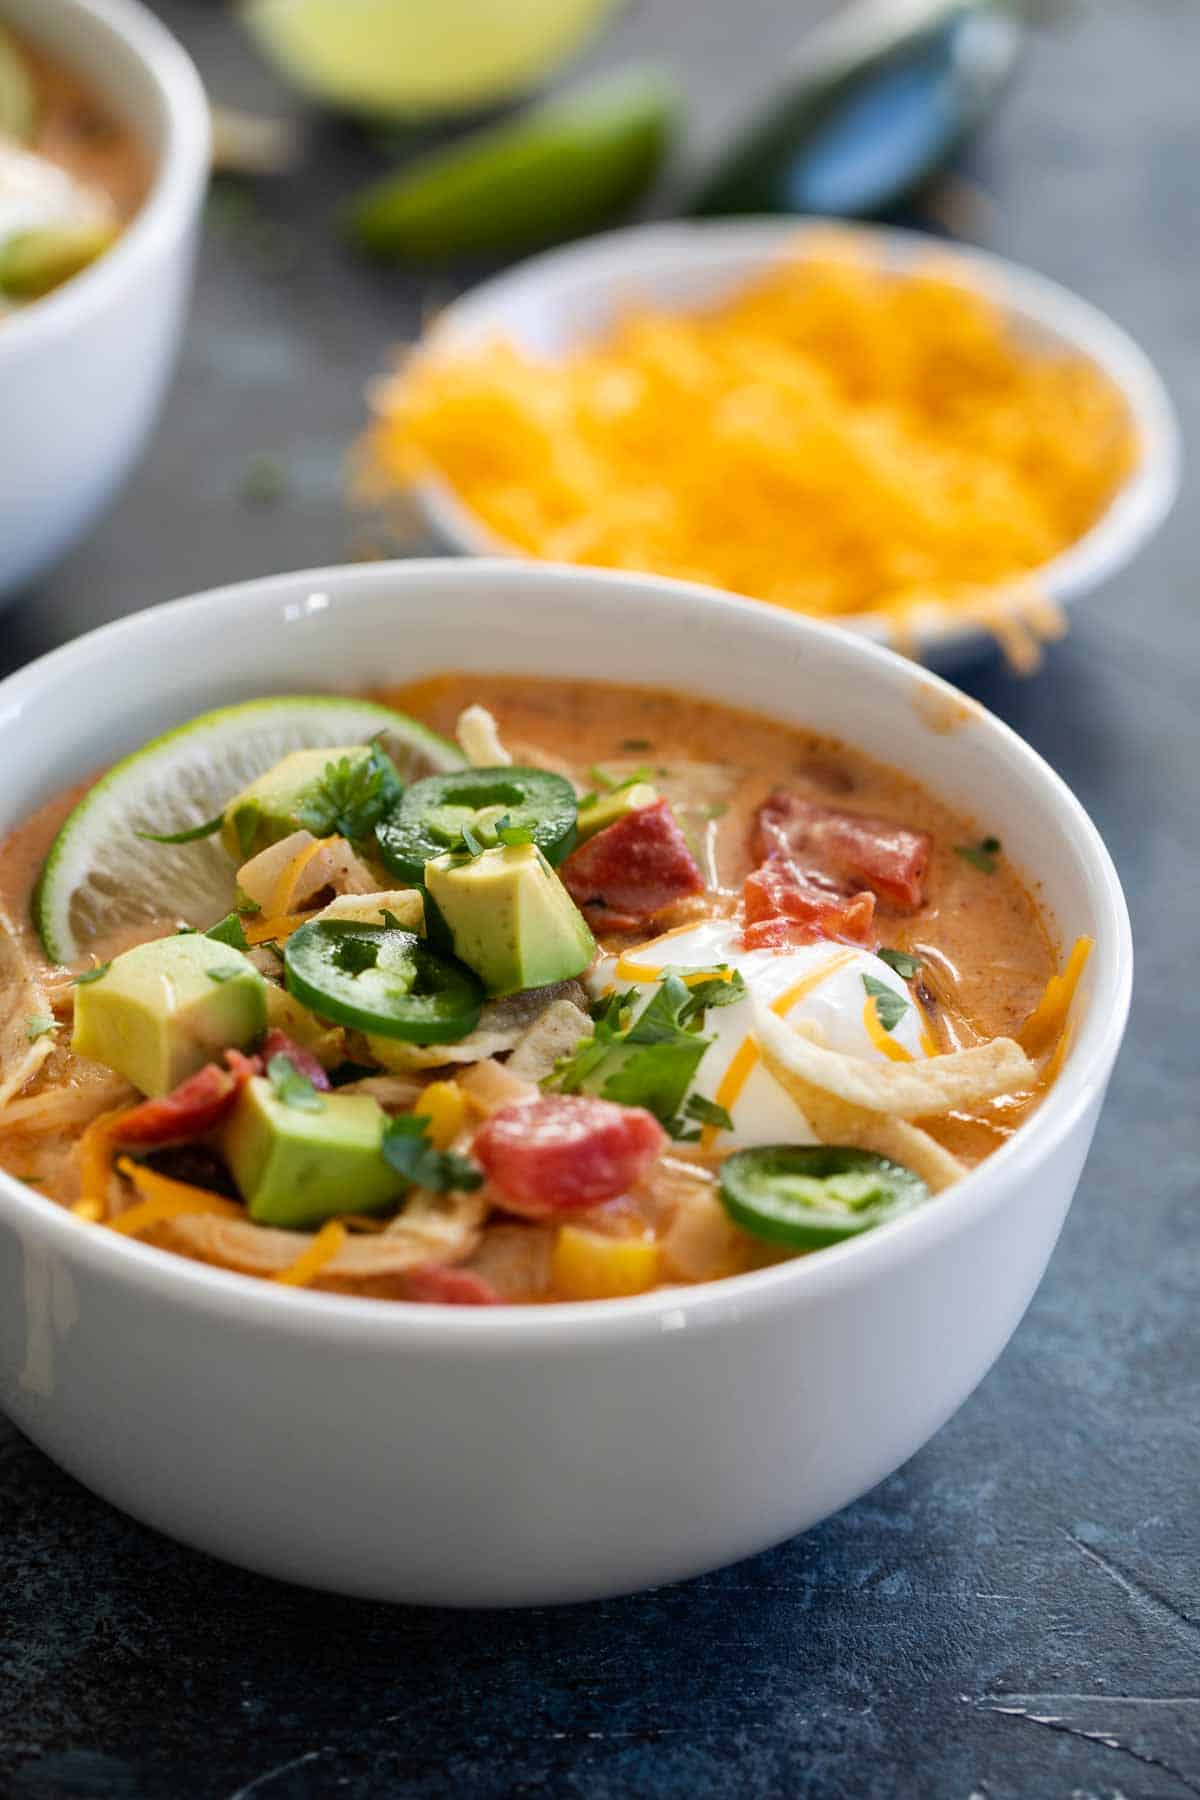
[{"xmin": 35, "ymin": 696, "xmax": 463, "ymax": 963}]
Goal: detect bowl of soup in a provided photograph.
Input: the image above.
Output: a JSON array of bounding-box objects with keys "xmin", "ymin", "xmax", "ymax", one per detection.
[
  {"xmin": 0, "ymin": 0, "xmax": 208, "ymax": 597},
  {"xmin": 0, "ymin": 560, "xmax": 1131, "ymax": 1604}
]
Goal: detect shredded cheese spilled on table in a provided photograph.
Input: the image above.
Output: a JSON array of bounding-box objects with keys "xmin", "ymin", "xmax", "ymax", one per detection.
[{"xmin": 361, "ymin": 235, "xmax": 1136, "ymax": 665}]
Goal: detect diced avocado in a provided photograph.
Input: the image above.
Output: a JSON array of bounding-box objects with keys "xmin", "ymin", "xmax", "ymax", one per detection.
[
  {"xmin": 72, "ymin": 934, "xmax": 267, "ymax": 1097},
  {"xmin": 316, "ymin": 888, "xmax": 424, "ymax": 931},
  {"xmin": 220, "ymin": 747, "xmax": 369, "ymax": 860},
  {"xmin": 424, "ymin": 843, "xmax": 594, "ymax": 997},
  {"xmin": 221, "ymin": 1076, "xmax": 405, "ymax": 1228},
  {"xmin": 576, "ymin": 782, "xmax": 658, "ymax": 842}
]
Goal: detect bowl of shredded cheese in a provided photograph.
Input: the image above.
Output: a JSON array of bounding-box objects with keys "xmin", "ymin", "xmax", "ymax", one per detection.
[{"xmin": 358, "ymin": 221, "xmax": 1179, "ymax": 671}]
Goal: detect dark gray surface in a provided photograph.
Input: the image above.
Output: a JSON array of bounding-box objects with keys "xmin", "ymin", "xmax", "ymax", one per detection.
[{"xmin": 3, "ymin": 4, "xmax": 1198, "ymax": 1797}]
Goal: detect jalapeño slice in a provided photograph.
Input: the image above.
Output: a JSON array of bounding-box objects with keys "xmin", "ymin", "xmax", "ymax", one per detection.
[
  {"xmin": 283, "ymin": 919, "xmax": 483, "ymax": 1043},
  {"xmin": 718, "ymin": 1145, "xmax": 927, "ymax": 1249},
  {"xmin": 376, "ymin": 766, "xmax": 578, "ymax": 884}
]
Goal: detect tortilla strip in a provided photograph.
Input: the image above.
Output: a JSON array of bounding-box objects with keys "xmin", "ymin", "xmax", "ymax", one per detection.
[
  {"xmin": 754, "ymin": 1005, "xmax": 1034, "ymax": 1119},
  {"xmin": 158, "ymin": 1186, "xmax": 486, "ymax": 1293},
  {"xmin": 456, "ymin": 704, "xmax": 511, "ymax": 767},
  {"xmin": 0, "ymin": 914, "xmax": 58, "ymax": 1109},
  {"xmin": 505, "ymin": 999, "xmax": 593, "ymax": 1082},
  {"xmin": 366, "ymin": 980, "xmax": 589, "ymax": 1071},
  {"xmin": 757, "ymin": 1023, "xmax": 966, "ymax": 1194}
]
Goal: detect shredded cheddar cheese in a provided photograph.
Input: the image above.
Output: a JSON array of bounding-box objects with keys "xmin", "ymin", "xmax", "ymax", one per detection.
[
  {"xmin": 244, "ymin": 909, "xmax": 316, "ymax": 948},
  {"xmin": 109, "ymin": 1159, "xmax": 243, "ymax": 1236},
  {"xmin": 863, "ymin": 995, "xmax": 915, "ymax": 1063},
  {"xmin": 362, "ymin": 236, "xmax": 1136, "ymax": 657},
  {"xmin": 1019, "ymin": 935, "xmax": 1094, "ymax": 1057},
  {"xmin": 274, "ymin": 1219, "xmax": 346, "ymax": 1287}
]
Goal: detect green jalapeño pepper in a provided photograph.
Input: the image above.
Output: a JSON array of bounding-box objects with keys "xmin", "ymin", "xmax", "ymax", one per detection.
[
  {"xmin": 283, "ymin": 919, "xmax": 483, "ymax": 1043},
  {"xmin": 718, "ymin": 1145, "xmax": 927, "ymax": 1249},
  {"xmin": 376, "ymin": 766, "xmax": 578, "ymax": 885}
]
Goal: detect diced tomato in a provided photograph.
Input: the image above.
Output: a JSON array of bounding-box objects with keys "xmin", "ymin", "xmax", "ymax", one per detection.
[
  {"xmin": 474, "ymin": 1094, "xmax": 667, "ymax": 1218},
  {"xmin": 115, "ymin": 1053, "xmax": 260, "ymax": 1146},
  {"xmin": 742, "ymin": 857, "xmax": 876, "ymax": 951},
  {"xmin": 402, "ymin": 1265, "xmax": 503, "ymax": 1306},
  {"xmin": 560, "ymin": 798, "xmax": 704, "ymax": 932},
  {"xmin": 262, "ymin": 1030, "xmax": 331, "ymax": 1091},
  {"xmin": 754, "ymin": 792, "xmax": 931, "ymax": 910}
]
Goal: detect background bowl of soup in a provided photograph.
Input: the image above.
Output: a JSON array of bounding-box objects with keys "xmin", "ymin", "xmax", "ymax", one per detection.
[
  {"xmin": 0, "ymin": 560, "xmax": 1132, "ymax": 1605},
  {"xmin": 0, "ymin": 0, "xmax": 208, "ymax": 599}
]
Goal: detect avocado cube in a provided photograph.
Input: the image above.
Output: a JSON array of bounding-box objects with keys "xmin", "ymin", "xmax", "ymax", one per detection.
[
  {"xmin": 576, "ymin": 782, "xmax": 658, "ymax": 842},
  {"xmin": 220, "ymin": 746, "xmax": 369, "ymax": 861},
  {"xmin": 424, "ymin": 843, "xmax": 595, "ymax": 997},
  {"xmin": 72, "ymin": 934, "xmax": 267, "ymax": 1097},
  {"xmin": 221, "ymin": 1077, "xmax": 406, "ymax": 1229}
]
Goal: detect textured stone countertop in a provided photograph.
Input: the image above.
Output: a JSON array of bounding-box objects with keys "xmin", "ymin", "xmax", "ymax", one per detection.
[{"xmin": 2, "ymin": 2, "xmax": 1197, "ymax": 1795}]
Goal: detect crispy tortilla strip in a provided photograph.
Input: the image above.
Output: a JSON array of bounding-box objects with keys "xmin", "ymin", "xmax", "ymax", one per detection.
[
  {"xmin": 335, "ymin": 1072, "xmax": 425, "ymax": 1110},
  {"xmin": 754, "ymin": 1006, "xmax": 1034, "ymax": 1119},
  {"xmin": 756, "ymin": 1015, "xmax": 966, "ymax": 1193},
  {"xmin": 456, "ymin": 704, "xmax": 511, "ymax": 767},
  {"xmin": 158, "ymin": 1186, "xmax": 486, "ymax": 1294},
  {"xmin": 0, "ymin": 914, "xmax": 57, "ymax": 1108},
  {"xmin": 365, "ymin": 980, "xmax": 589, "ymax": 1072},
  {"xmin": 0, "ymin": 1067, "xmax": 134, "ymax": 1135},
  {"xmin": 505, "ymin": 999, "xmax": 593, "ymax": 1082}
]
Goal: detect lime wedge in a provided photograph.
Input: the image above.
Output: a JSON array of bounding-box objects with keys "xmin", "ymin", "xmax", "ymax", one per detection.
[
  {"xmin": 35, "ymin": 696, "xmax": 464, "ymax": 963},
  {"xmin": 0, "ymin": 25, "xmax": 35, "ymax": 142},
  {"xmin": 241, "ymin": 0, "xmax": 616, "ymax": 119},
  {"xmin": 348, "ymin": 67, "xmax": 678, "ymax": 260}
]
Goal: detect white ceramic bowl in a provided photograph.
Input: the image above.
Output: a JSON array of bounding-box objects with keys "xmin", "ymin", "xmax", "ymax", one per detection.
[
  {"xmin": 410, "ymin": 219, "xmax": 1181, "ymax": 667},
  {"xmin": 0, "ymin": 0, "xmax": 209, "ymax": 598},
  {"xmin": 0, "ymin": 561, "xmax": 1131, "ymax": 1606}
]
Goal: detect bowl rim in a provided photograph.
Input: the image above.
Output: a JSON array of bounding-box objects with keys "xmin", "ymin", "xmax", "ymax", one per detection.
[
  {"xmin": 0, "ymin": 558, "xmax": 1133, "ymax": 1350},
  {"xmin": 406, "ymin": 217, "xmax": 1182, "ymax": 658},
  {"xmin": 0, "ymin": 0, "xmax": 210, "ymax": 362}
]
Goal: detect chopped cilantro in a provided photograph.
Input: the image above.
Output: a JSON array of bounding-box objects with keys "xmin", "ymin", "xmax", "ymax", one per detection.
[
  {"xmin": 381, "ymin": 1113, "xmax": 483, "ymax": 1193},
  {"xmin": 239, "ymin": 452, "xmax": 288, "ymax": 506},
  {"xmin": 621, "ymin": 738, "xmax": 653, "ymax": 752},
  {"xmin": 955, "ymin": 836, "xmax": 1002, "ymax": 874},
  {"xmin": 683, "ymin": 1094, "xmax": 733, "ymax": 1132},
  {"xmin": 26, "ymin": 1015, "xmax": 58, "ymax": 1043},
  {"xmin": 266, "ymin": 1052, "xmax": 324, "ymax": 1112},
  {"xmin": 73, "ymin": 962, "xmax": 111, "ymax": 986},
  {"xmin": 206, "ymin": 912, "xmax": 250, "ymax": 951},
  {"xmin": 878, "ymin": 948, "xmax": 922, "ymax": 981},
  {"xmin": 234, "ymin": 885, "xmax": 262, "ymax": 916},
  {"xmin": 136, "ymin": 812, "xmax": 225, "ymax": 845},
  {"xmin": 295, "ymin": 740, "xmax": 403, "ymax": 845},
  {"xmin": 458, "ymin": 818, "xmax": 487, "ymax": 858},
  {"xmin": 863, "ymin": 974, "xmax": 909, "ymax": 1033},
  {"xmin": 587, "ymin": 762, "xmax": 654, "ymax": 794},
  {"xmin": 494, "ymin": 813, "xmax": 535, "ymax": 847}
]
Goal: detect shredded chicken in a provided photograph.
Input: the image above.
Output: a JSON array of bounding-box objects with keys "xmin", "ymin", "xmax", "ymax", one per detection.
[
  {"xmin": 0, "ymin": 912, "xmax": 59, "ymax": 1108},
  {"xmin": 237, "ymin": 831, "xmax": 378, "ymax": 912},
  {"xmin": 505, "ymin": 999, "xmax": 593, "ymax": 1082}
]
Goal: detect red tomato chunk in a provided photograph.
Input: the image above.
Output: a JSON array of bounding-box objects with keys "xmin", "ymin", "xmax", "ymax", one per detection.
[
  {"xmin": 402, "ymin": 1265, "xmax": 503, "ymax": 1306},
  {"xmin": 115, "ymin": 1050, "xmax": 261, "ymax": 1145},
  {"xmin": 742, "ymin": 858, "xmax": 876, "ymax": 951},
  {"xmin": 561, "ymin": 798, "xmax": 704, "ymax": 932},
  {"xmin": 474, "ymin": 1094, "xmax": 666, "ymax": 1218},
  {"xmin": 754, "ymin": 792, "xmax": 931, "ymax": 910}
]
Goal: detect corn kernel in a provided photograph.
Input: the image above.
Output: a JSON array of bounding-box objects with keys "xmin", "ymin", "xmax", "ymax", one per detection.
[
  {"xmin": 414, "ymin": 1080, "xmax": 467, "ymax": 1148},
  {"xmin": 552, "ymin": 1225, "xmax": 659, "ymax": 1301}
]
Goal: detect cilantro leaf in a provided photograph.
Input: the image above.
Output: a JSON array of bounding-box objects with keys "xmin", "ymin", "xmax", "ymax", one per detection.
[
  {"xmin": 26, "ymin": 1015, "xmax": 58, "ymax": 1042},
  {"xmin": 294, "ymin": 741, "xmax": 403, "ymax": 845},
  {"xmin": 72, "ymin": 962, "xmax": 111, "ymax": 986},
  {"xmin": 683, "ymin": 1094, "xmax": 733, "ymax": 1132},
  {"xmin": 266, "ymin": 1052, "xmax": 325, "ymax": 1112},
  {"xmin": 878, "ymin": 948, "xmax": 921, "ymax": 981},
  {"xmin": 381, "ymin": 1113, "xmax": 483, "ymax": 1193},
  {"xmin": 206, "ymin": 912, "xmax": 250, "ymax": 950},
  {"xmin": 458, "ymin": 818, "xmax": 487, "ymax": 857},
  {"xmin": 863, "ymin": 974, "xmax": 909, "ymax": 1033},
  {"xmin": 136, "ymin": 813, "xmax": 225, "ymax": 845},
  {"xmin": 587, "ymin": 762, "xmax": 654, "ymax": 793},
  {"xmin": 601, "ymin": 1038, "xmax": 708, "ymax": 1123},
  {"xmin": 494, "ymin": 813, "xmax": 534, "ymax": 846},
  {"xmin": 955, "ymin": 836, "xmax": 1002, "ymax": 874}
]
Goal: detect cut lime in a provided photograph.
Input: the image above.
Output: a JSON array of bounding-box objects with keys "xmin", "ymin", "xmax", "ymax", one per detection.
[
  {"xmin": 241, "ymin": 0, "xmax": 616, "ymax": 119},
  {"xmin": 35, "ymin": 696, "xmax": 464, "ymax": 963},
  {"xmin": 0, "ymin": 25, "xmax": 35, "ymax": 142},
  {"xmin": 348, "ymin": 66, "xmax": 678, "ymax": 260}
]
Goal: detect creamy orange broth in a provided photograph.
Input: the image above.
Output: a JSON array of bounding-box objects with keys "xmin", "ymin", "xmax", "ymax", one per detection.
[
  {"xmin": 23, "ymin": 37, "xmax": 148, "ymax": 221},
  {"xmin": 0, "ymin": 679, "xmax": 1057, "ymax": 1297}
]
